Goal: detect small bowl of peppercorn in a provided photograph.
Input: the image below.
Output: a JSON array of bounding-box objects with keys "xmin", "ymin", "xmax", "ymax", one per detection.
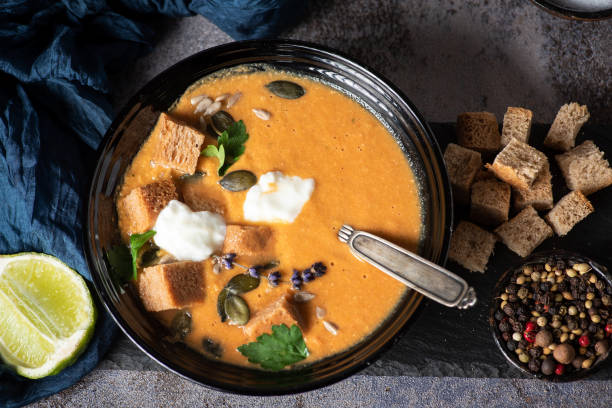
[{"xmin": 490, "ymin": 250, "xmax": 612, "ymax": 381}]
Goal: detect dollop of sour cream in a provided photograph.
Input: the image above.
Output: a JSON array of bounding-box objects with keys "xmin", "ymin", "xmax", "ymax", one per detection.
[
  {"xmin": 243, "ymin": 171, "xmax": 315, "ymax": 223},
  {"xmin": 153, "ymin": 200, "xmax": 226, "ymax": 261}
]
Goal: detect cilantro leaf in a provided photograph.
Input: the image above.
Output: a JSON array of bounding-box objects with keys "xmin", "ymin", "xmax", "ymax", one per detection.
[
  {"xmin": 106, "ymin": 245, "xmax": 132, "ymax": 286},
  {"xmin": 129, "ymin": 230, "xmax": 156, "ymax": 280},
  {"xmin": 237, "ymin": 324, "xmax": 309, "ymax": 370},
  {"xmin": 201, "ymin": 120, "xmax": 249, "ymax": 176}
]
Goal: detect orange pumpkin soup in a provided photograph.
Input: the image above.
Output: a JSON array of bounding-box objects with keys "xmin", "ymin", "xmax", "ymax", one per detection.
[{"xmin": 116, "ymin": 67, "xmax": 422, "ymax": 368}]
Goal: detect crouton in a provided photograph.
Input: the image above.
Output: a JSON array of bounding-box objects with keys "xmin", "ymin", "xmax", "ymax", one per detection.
[
  {"xmin": 222, "ymin": 225, "xmax": 274, "ymax": 257},
  {"xmin": 448, "ymin": 221, "xmax": 497, "ymax": 273},
  {"xmin": 118, "ymin": 179, "xmax": 178, "ymax": 237},
  {"xmin": 151, "ymin": 113, "xmax": 206, "ymax": 174},
  {"xmin": 470, "ymin": 179, "xmax": 511, "ymax": 226},
  {"xmin": 495, "ymin": 206, "xmax": 553, "ymax": 257},
  {"xmin": 457, "ymin": 112, "xmax": 501, "ymax": 155},
  {"xmin": 513, "ymin": 164, "xmax": 553, "ymax": 211},
  {"xmin": 243, "ymin": 292, "xmax": 302, "ymax": 337},
  {"xmin": 137, "ymin": 261, "xmax": 205, "ymax": 312},
  {"xmin": 501, "ymin": 107, "xmax": 533, "ymax": 147},
  {"xmin": 443, "ymin": 143, "xmax": 482, "ymax": 205},
  {"xmin": 555, "ymin": 140, "xmax": 612, "ymax": 195},
  {"xmin": 473, "ymin": 168, "xmax": 497, "ymax": 182},
  {"xmin": 486, "ymin": 138, "xmax": 547, "ymax": 190},
  {"xmin": 545, "ymin": 191, "xmax": 593, "ymax": 236},
  {"xmin": 543, "ymin": 103, "xmax": 589, "ymax": 151}
]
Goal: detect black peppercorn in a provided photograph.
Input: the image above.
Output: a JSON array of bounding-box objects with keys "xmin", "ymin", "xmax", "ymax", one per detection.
[
  {"xmin": 503, "ymin": 303, "xmax": 515, "ymax": 317},
  {"xmin": 580, "ymin": 319, "xmax": 589, "ymax": 330},
  {"xmin": 541, "ymin": 358, "xmax": 556, "ymax": 375},
  {"xmin": 529, "ymin": 347, "xmax": 542, "ymax": 358},
  {"xmin": 548, "ymin": 306, "xmax": 558, "ymax": 315},
  {"xmin": 502, "ymin": 332, "xmax": 510, "ymax": 341},
  {"xmin": 512, "ymin": 321, "xmax": 523, "ymax": 333},
  {"xmin": 506, "ymin": 340, "xmax": 516, "ymax": 352},
  {"xmin": 519, "ymin": 339, "xmax": 528, "ymax": 349},
  {"xmin": 499, "ymin": 320, "xmax": 510, "ymax": 332},
  {"xmin": 508, "ymin": 293, "xmax": 518, "ymax": 303},
  {"xmin": 588, "ymin": 323, "xmax": 598, "ymax": 334},
  {"xmin": 593, "ymin": 298, "xmax": 602, "ymax": 308},
  {"xmin": 559, "ymin": 281, "xmax": 568, "ymax": 292},
  {"xmin": 567, "ymin": 319, "xmax": 578, "ymax": 331},
  {"xmin": 495, "ymin": 310, "xmax": 504, "ymax": 321},
  {"xmin": 507, "ymin": 283, "xmax": 519, "ymax": 295},
  {"xmin": 528, "ymin": 358, "xmax": 541, "ymax": 373}
]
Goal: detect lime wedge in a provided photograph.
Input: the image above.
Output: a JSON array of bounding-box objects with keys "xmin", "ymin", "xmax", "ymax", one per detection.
[{"xmin": 0, "ymin": 253, "xmax": 97, "ymax": 379}]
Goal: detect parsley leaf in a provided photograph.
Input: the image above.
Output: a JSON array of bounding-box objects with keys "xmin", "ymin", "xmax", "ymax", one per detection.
[
  {"xmin": 106, "ymin": 245, "xmax": 132, "ymax": 286},
  {"xmin": 129, "ymin": 230, "xmax": 156, "ymax": 280},
  {"xmin": 237, "ymin": 324, "xmax": 309, "ymax": 371},
  {"xmin": 201, "ymin": 120, "xmax": 249, "ymax": 176}
]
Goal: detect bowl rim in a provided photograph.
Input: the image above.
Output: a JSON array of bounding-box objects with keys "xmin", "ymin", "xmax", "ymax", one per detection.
[
  {"xmin": 488, "ymin": 249, "xmax": 612, "ymax": 382},
  {"xmin": 84, "ymin": 38, "xmax": 453, "ymax": 395},
  {"xmin": 529, "ymin": 0, "xmax": 612, "ymax": 20}
]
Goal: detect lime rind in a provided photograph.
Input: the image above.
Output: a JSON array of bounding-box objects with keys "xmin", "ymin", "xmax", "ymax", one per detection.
[{"xmin": 0, "ymin": 253, "xmax": 97, "ymax": 379}]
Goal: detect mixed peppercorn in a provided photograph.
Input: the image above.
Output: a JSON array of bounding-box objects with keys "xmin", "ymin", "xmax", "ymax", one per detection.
[{"xmin": 494, "ymin": 257, "xmax": 612, "ymax": 377}]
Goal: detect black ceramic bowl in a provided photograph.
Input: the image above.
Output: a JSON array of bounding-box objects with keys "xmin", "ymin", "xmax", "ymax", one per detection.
[
  {"xmin": 84, "ymin": 39, "xmax": 453, "ymax": 395},
  {"xmin": 489, "ymin": 250, "xmax": 612, "ymax": 381},
  {"xmin": 529, "ymin": 0, "xmax": 612, "ymax": 20}
]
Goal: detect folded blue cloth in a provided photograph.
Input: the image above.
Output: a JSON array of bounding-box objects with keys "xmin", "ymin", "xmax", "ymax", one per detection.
[{"xmin": 0, "ymin": 1, "xmax": 306, "ymax": 407}]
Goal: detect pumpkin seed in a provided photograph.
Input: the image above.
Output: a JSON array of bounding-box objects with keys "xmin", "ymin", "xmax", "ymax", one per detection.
[
  {"xmin": 227, "ymin": 273, "xmax": 260, "ymax": 294},
  {"xmin": 179, "ymin": 170, "xmax": 205, "ymax": 182},
  {"xmin": 217, "ymin": 287, "xmax": 230, "ymax": 322},
  {"xmin": 219, "ymin": 170, "xmax": 257, "ymax": 192},
  {"xmin": 256, "ymin": 260, "xmax": 280, "ymax": 270},
  {"xmin": 137, "ymin": 241, "xmax": 160, "ymax": 269},
  {"xmin": 294, "ymin": 292, "xmax": 315, "ymax": 303},
  {"xmin": 202, "ymin": 337, "xmax": 223, "ymax": 358},
  {"xmin": 211, "ymin": 111, "xmax": 234, "ymax": 136},
  {"xmin": 225, "ymin": 295, "xmax": 250, "ymax": 325},
  {"xmin": 265, "ymin": 80, "xmax": 305, "ymax": 99},
  {"xmin": 168, "ymin": 310, "xmax": 192, "ymax": 341}
]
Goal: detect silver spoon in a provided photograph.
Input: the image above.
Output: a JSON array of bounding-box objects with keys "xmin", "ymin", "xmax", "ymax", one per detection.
[{"xmin": 338, "ymin": 225, "xmax": 476, "ymax": 309}]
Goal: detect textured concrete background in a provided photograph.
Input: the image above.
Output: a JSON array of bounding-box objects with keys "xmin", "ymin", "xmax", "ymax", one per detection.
[{"xmin": 32, "ymin": 0, "xmax": 611, "ymax": 406}]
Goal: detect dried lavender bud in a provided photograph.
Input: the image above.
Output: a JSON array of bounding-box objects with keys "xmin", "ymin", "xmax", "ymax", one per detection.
[
  {"xmin": 312, "ymin": 262, "xmax": 327, "ymax": 277},
  {"xmin": 302, "ymin": 270, "xmax": 314, "ymax": 282},
  {"xmin": 221, "ymin": 253, "xmax": 236, "ymax": 269},
  {"xmin": 248, "ymin": 267, "xmax": 259, "ymax": 279}
]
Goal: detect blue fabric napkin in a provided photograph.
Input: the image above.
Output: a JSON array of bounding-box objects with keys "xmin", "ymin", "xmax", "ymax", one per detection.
[{"xmin": 0, "ymin": 1, "xmax": 306, "ymax": 407}]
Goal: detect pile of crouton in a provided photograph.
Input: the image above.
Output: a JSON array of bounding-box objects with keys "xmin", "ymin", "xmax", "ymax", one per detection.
[{"xmin": 445, "ymin": 103, "xmax": 612, "ymax": 273}]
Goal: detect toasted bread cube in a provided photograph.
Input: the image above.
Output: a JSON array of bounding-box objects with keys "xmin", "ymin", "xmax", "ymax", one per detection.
[
  {"xmin": 495, "ymin": 206, "xmax": 553, "ymax": 257},
  {"xmin": 543, "ymin": 103, "xmax": 589, "ymax": 151},
  {"xmin": 151, "ymin": 113, "xmax": 205, "ymax": 174},
  {"xmin": 545, "ymin": 191, "xmax": 593, "ymax": 236},
  {"xmin": 448, "ymin": 221, "xmax": 496, "ymax": 273},
  {"xmin": 137, "ymin": 261, "xmax": 205, "ymax": 312},
  {"xmin": 457, "ymin": 112, "xmax": 501, "ymax": 155},
  {"xmin": 513, "ymin": 165, "xmax": 553, "ymax": 211},
  {"xmin": 222, "ymin": 225, "xmax": 274, "ymax": 257},
  {"xmin": 555, "ymin": 140, "xmax": 612, "ymax": 195},
  {"xmin": 501, "ymin": 107, "xmax": 533, "ymax": 147},
  {"xmin": 243, "ymin": 293, "xmax": 302, "ymax": 337},
  {"xmin": 443, "ymin": 143, "xmax": 482, "ymax": 205},
  {"xmin": 470, "ymin": 179, "xmax": 511, "ymax": 227},
  {"xmin": 473, "ymin": 168, "xmax": 497, "ymax": 182},
  {"xmin": 118, "ymin": 179, "xmax": 177, "ymax": 237},
  {"xmin": 486, "ymin": 138, "xmax": 547, "ymax": 190}
]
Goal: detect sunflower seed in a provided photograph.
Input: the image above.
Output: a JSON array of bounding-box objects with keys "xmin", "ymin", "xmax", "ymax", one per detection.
[
  {"xmin": 315, "ymin": 306, "xmax": 326, "ymax": 319},
  {"xmin": 204, "ymin": 101, "xmax": 222, "ymax": 116},
  {"xmin": 190, "ymin": 94, "xmax": 207, "ymax": 105},
  {"xmin": 323, "ymin": 320, "xmax": 338, "ymax": 335},
  {"xmin": 294, "ymin": 292, "xmax": 315, "ymax": 303},
  {"xmin": 215, "ymin": 93, "xmax": 230, "ymax": 102},
  {"xmin": 226, "ymin": 92, "xmax": 242, "ymax": 108},
  {"xmin": 194, "ymin": 97, "xmax": 213, "ymax": 113},
  {"xmin": 252, "ymin": 108, "xmax": 271, "ymax": 120}
]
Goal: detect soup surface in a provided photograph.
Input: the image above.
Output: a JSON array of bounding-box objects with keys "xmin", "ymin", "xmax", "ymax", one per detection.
[{"xmin": 117, "ymin": 67, "xmax": 422, "ymax": 368}]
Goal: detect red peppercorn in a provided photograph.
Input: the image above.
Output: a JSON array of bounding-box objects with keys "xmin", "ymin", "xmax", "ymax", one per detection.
[
  {"xmin": 555, "ymin": 364, "xmax": 565, "ymax": 375},
  {"xmin": 579, "ymin": 335, "xmax": 591, "ymax": 347},
  {"xmin": 523, "ymin": 330, "xmax": 536, "ymax": 343},
  {"xmin": 606, "ymin": 324, "xmax": 612, "ymax": 335},
  {"xmin": 525, "ymin": 321, "xmax": 537, "ymax": 332}
]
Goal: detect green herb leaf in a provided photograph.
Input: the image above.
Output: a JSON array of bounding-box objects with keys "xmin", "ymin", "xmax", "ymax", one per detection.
[
  {"xmin": 129, "ymin": 230, "xmax": 156, "ymax": 280},
  {"xmin": 106, "ymin": 245, "xmax": 132, "ymax": 286},
  {"xmin": 201, "ymin": 120, "xmax": 249, "ymax": 176},
  {"xmin": 237, "ymin": 324, "xmax": 309, "ymax": 371}
]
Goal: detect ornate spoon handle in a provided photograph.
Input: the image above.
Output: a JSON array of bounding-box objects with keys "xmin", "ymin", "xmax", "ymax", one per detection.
[{"xmin": 338, "ymin": 225, "xmax": 476, "ymax": 309}]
